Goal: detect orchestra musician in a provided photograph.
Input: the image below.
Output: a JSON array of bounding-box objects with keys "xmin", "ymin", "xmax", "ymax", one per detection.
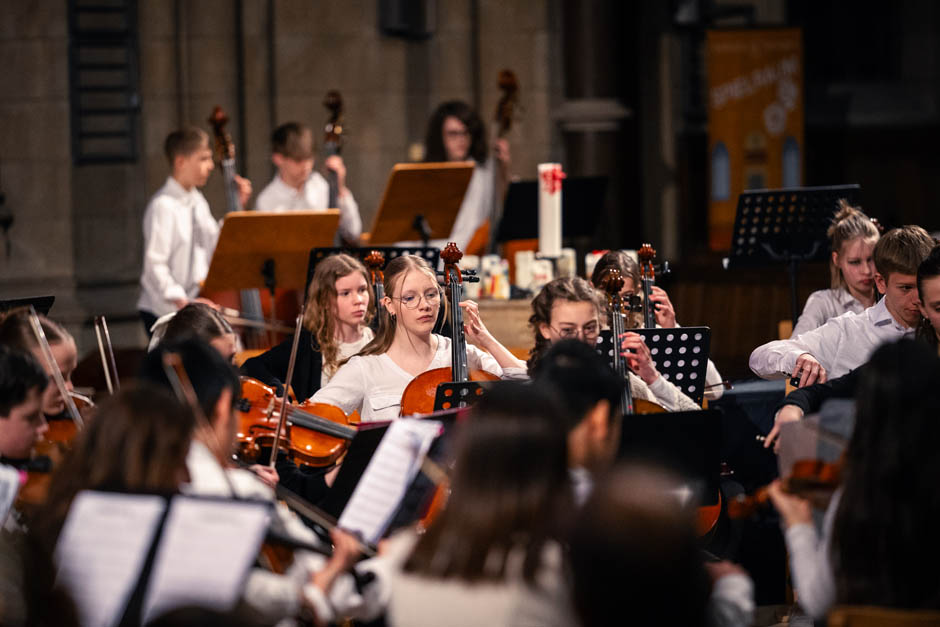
[
  {"xmin": 137, "ymin": 127, "xmax": 251, "ymax": 335},
  {"xmin": 527, "ymin": 277, "xmax": 701, "ymax": 412},
  {"xmin": 589, "ymin": 250, "xmax": 726, "ymax": 401},
  {"xmin": 0, "ymin": 346, "xmax": 48, "ymax": 494},
  {"xmin": 422, "ymin": 101, "xmax": 511, "ymax": 252},
  {"xmin": 310, "ymin": 254, "xmax": 526, "ymax": 421},
  {"xmin": 242, "ymin": 253, "xmax": 375, "ymax": 401},
  {"xmin": 0, "ymin": 309, "xmax": 78, "ymax": 422},
  {"xmin": 148, "ymin": 302, "xmax": 239, "ymax": 363},
  {"xmin": 255, "ymin": 122, "xmax": 362, "ymax": 244},
  {"xmin": 791, "ymin": 200, "xmax": 881, "ymax": 337},
  {"xmin": 749, "ymin": 225, "xmax": 935, "ymax": 387}
]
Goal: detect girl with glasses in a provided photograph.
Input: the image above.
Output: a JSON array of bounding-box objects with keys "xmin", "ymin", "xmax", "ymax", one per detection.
[
  {"xmin": 528, "ymin": 277, "xmax": 700, "ymax": 412},
  {"xmin": 310, "ymin": 255, "xmax": 526, "ymax": 421}
]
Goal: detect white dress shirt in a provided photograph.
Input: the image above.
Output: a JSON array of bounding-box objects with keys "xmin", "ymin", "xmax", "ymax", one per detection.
[
  {"xmin": 792, "ymin": 288, "xmax": 869, "ymax": 337},
  {"xmin": 310, "ymin": 333, "xmax": 525, "ymax": 422},
  {"xmin": 137, "ymin": 177, "xmax": 219, "ymax": 317},
  {"xmin": 749, "ymin": 298, "xmax": 913, "ymax": 381},
  {"xmin": 255, "ymin": 172, "xmax": 362, "ymax": 244},
  {"xmin": 783, "ymin": 489, "xmax": 840, "ymax": 619}
]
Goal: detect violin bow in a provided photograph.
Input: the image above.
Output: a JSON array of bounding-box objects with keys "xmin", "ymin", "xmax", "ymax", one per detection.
[
  {"xmin": 27, "ymin": 306, "xmax": 83, "ymax": 430},
  {"xmin": 93, "ymin": 315, "xmax": 120, "ymax": 394},
  {"xmin": 269, "ymin": 301, "xmax": 307, "ymax": 470}
]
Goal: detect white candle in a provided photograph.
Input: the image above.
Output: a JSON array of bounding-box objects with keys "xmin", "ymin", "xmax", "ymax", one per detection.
[{"xmin": 538, "ymin": 162, "xmax": 564, "ymax": 257}]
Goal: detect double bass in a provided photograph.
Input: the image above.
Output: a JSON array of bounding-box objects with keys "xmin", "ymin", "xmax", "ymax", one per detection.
[{"xmin": 400, "ymin": 243, "xmax": 497, "ymax": 415}]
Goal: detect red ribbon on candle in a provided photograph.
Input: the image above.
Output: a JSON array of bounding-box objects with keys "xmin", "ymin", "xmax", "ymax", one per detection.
[{"xmin": 540, "ymin": 165, "xmax": 566, "ymax": 194}]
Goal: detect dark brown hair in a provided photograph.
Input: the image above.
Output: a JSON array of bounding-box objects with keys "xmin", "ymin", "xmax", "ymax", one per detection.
[
  {"xmin": 271, "ymin": 122, "xmax": 315, "ymax": 160},
  {"xmin": 527, "ymin": 277, "xmax": 603, "ymax": 372},
  {"xmin": 827, "ymin": 199, "xmax": 880, "ymax": 290},
  {"xmin": 0, "ymin": 307, "xmax": 72, "ymax": 353},
  {"xmin": 164, "ymin": 127, "xmax": 209, "ymax": 165},
  {"xmin": 303, "ymin": 253, "xmax": 374, "ymax": 376},
  {"xmin": 915, "ymin": 246, "xmax": 940, "ymax": 351},
  {"xmin": 589, "ymin": 250, "xmax": 643, "ymax": 329},
  {"xmin": 161, "ymin": 303, "xmax": 233, "ymax": 346},
  {"xmin": 403, "ymin": 382, "xmax": 571, "ymax": 583},
  {"xmin": 424, "ymin": 101, "xmax": 487, "ymax": 164}
]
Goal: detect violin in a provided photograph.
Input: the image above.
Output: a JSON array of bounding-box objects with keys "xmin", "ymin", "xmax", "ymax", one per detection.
[
  {"xmin": 597, "ymin": 267, "xmax": 665, "ymax": 415},
  {"xmin": 637, "ymin": 243, "xmax": 670, "ymax": 330},
  {"xmin": 728, "ymin": 459, "xmax": 842, "ymax": 519},
  {"xmin": 400, "ymin": 243, "xmax": 498, "ymax": 415},
  {"xmin": 236, "ymin": 377, "xmax": 356, "ymax": 468}
]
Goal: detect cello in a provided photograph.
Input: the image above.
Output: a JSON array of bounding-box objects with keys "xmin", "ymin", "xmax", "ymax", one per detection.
[
  {"xmin": 400, "ymin": 243, "xmax": 498, "ymax": 415},
  {"xmin": 637, "ymin": 243, "xmax": 670, "ymax": 330}
]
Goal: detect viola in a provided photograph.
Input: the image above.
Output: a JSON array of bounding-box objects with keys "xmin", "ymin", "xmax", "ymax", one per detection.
[
  {"xmin": 728, "ymin": 458, "xmax": 842, "ymax": 519},
  {"xmin": 400, "ymin": 243, "xmax": 498, "ymax": 415},
  {"xmin": 237, "ymin": 377, "xmax": 356, "ymax": 468}
]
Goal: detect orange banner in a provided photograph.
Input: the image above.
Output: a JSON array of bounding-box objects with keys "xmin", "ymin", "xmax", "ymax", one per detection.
[{"xmin": 706, "ymin": 28, "xmax": 804, "ymax": 251}]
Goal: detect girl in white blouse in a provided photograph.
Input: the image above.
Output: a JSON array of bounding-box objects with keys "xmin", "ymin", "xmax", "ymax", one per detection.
[
  {"xmin": 791, "ymin": 200, "xmax": 880, "ymax": 337},
  {"xmin": 311, "ymin": 254, "xmax": 526, "ymax": 421}
]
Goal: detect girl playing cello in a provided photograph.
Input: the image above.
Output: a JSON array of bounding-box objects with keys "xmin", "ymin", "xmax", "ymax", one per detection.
[{"xmin": 311, "ymin": 254, "xmax": 526, "ymax": 421}]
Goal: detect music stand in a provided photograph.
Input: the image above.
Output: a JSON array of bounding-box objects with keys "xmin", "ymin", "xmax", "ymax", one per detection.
[
  {"xmin": 0, "ymin": 296, "xmax": 54, "ymax": 316},
  {"xmin": 496, "ymin": 176, "xmax": 608, "ymax": 242},
  {"xmin": 597, "ymin": 327, "xmax": 711, "ymax": 405},
  {"xmin": 723, "ymin": 184, "xmax": 861, "ymax": 324},
  {"xmin": 368, "ymin": 162, "xmax": 474, "ymax": 246},
  {"xmin": 203, "ymin": 211, "xmax": 340, "ymax": 300},
  {"xmin": 433, "ymin": 381, "xmax": 485, "ymax": 411},
  {"xmin": 306, "ymin": 246, "xmax": 441, "ymax": 293}
]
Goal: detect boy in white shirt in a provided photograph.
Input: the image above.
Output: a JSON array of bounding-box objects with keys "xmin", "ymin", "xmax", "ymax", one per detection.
[
  {"xmin": 749, "ymin": 225, "xmax": 935, "ymax": 386},
  {"xmin": 255, "ymin": 122, "xmax": 362, "ymax": 245},
  {"xmin": 137, "ymin": 127, "xmax": 251, "ymax": 334}
]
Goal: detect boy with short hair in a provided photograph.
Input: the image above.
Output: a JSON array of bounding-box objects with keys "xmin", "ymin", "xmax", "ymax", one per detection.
[
  {"xmin": 137, "ymin": 127, "xmax": 251, "ymax": 333},
  {"xmin": 750, "ymin": 225, "xmax": 936, "ymax": 385},
  {"xmin": 0, "ymin": 345, "xmax": 48, "ymax": 467},
  {"xmin": 255, "ymin": 122, "xmax": 362, "ymax": 244}
]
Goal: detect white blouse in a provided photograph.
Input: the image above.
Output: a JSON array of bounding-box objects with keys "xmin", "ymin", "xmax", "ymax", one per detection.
[
  {"xmin": 792, "ymin": 288, "xmax": 869, "ymax": 337},
  {"xmin": 310, "ymin": 334, "xmax": 525, "ymax": 422},
  {"xmin": 322, "ymin": 327, "xmax": 375, "ymax": 387}
]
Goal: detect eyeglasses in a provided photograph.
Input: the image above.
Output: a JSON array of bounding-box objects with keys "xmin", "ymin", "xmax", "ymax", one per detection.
[
  {"xmin": 444, "ymin": 129, "xmax": 470, "ymax": 139},
  {"xmin": 551, "ymin": 321, "xmax": 599, "ymax": 341},
  {"xmin": 396, "ymin": 288, "xmax": 442, "ymax": 310}
]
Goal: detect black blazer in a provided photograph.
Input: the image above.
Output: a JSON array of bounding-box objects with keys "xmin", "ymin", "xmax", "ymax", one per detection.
[{"xmin": 241, "ymin": 329, "xmax": 323, "ymax": 401}]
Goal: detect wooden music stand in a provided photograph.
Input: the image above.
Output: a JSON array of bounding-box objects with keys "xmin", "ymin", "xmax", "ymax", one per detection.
[
  {"xmin": 368, "ymin": 162, "xmax": 475, "ymax": 245},
  {"xmin": 203, "ymin": 211, "xmax": 340, "ymax": 294}
]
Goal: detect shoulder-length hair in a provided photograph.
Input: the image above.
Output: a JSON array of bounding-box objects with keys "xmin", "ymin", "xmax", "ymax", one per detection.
[
  {"xmin": 423, "ymin": 100, "xmax": 488, "ymax": 164},
  {"xmin": 403, "ymin": 382, "xmax": 571, "ymax": 583},
  {"xmin": 527, "ymin": 277, "xmax": 604, "ymax": 373}
]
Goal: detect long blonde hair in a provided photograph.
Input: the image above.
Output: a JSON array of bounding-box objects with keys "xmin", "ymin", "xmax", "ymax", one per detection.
[
  {"xmin": 303, "ymin": 253, "xmax": 374, "ymax": 375},
  {"xmin": 828, "ymin": 199, "xmax": 880, "ymax": 290},
  {"xmin": 359, "ymin": 254, "xmax": 444, "ymax": 357}
]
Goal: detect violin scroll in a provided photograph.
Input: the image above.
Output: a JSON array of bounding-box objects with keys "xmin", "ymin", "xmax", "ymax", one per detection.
[{"xmin": 207, "ymin": 106, "xmax": 235, "ymax": 162}]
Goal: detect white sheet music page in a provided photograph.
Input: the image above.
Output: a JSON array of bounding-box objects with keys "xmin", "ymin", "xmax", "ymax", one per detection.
[
  {"xmin": 0, "ymin": 464, "xmax": 21, "ymax": 525},
  {"xmin": 141, "ymin": 496, "xmax": 270, "ymax": 623},
  {"xmin": 54, "ymin": 491, "xmax": 166, "ymax": 627},
  {"xmin": 338, "ymin": 418, "xmax": 442, "ymax": 544}
]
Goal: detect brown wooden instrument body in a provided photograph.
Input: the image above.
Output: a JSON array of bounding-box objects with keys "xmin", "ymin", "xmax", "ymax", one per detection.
[
  {"xmin": 236, "ymin": 377, "xmax": 354, "ymax": 467},
  {"xmin": 400, "ymin": 367, "xmax": 498, "ymax": 416},
  {"xmin": 727, "ymin": 459, "xmax": 842, "ymax": 519}
]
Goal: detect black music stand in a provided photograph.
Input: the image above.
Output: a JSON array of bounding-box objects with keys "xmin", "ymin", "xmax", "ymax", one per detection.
[
  {"xmin": 496, "ymin": 176, "xmax": 608, "ymax": 242},
  {"xmin": 597, "ymin": 327, "xmax": 711, "ymax": 405},
  {"xmin": 723, "ymin": 184, "xmax": 861, "ymax": 324},
  {"xmin": 433, "ymin": 381, "xmax": 485, "ymax": 411},
  {"xmin": 306, "ymin": 246, "xmax": 441, "ymax": 294},
  {"xmin": 0, "ymin": 296, "xmax": 54, "ymax": 316}
]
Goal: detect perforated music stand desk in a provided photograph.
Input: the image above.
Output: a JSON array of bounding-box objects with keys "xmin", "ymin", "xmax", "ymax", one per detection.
[
  {"xmin": 723, "ymin": 184, "xmax": 861, "ymax": 323},
  {"xmin": 203, "ymin": 210, "xmax": 340, "ymax": 293},
  {"xmin": 368, "ymin": 162, "xmax": 475, "ymax": 245}
]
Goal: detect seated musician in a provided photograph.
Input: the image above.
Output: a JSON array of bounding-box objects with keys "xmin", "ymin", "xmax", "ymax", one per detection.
[
  {"xmin": 367, "ymin": 382, "xmax": 579, "ymax": 626},
  {"xmin": 137, "ymin": 127, "xmax": 251, "ymax": 335},
  {"xmin": 749, "ymin": 225, "xmax": 934, "ymax": 387},
  {"xmin": 139, "ymin": 340, "xmax": 375, "ymax": 624},
  {"xmin": 310, "ymin": 254, "xmax": 526, "ymax": 421},
  {"xmin": 791, "ymin": 200, "xmax": 881, "ymax": 337},
  {"xmin": 764, "ymin": 243, "xmax": 940, "ymax": 449},
  {"xmin": 570, "ymin": 463, "xmax": 754, "ymax": 627},
  {"xmin": 255, "ymin": 122, "xmax": 362, "ymax": 244},
  {"xmin": 590, "ymin": 250, "xmax": 725, "ymax": 400},
  {"xmin": 242, "ymin": 253, "xmax": 374, "ymax": 401},
  {"xmin": 0, "ymin": 346, "xmax": 47, "ymax": 476},
  {"xmin": 0, "ymin": 309, "xmax": 78, "ymax": 424},
  {"xmin": 528, "ymin": 277, "xmax": 700, "ymax": 412},
  {"xmin": 530, "ymin": 339, "xmax": 623, "ymax": 506},
  {"xmin": 149, "ymin": 302, "xmax": 238, "ymax": 363},
  {"xmin": 767, "ymin": 339, "xmax": 940, "ymax": 619}
]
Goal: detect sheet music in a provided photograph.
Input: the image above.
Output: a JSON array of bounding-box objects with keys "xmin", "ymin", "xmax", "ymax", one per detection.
[
  {"xmin": 54, "ymin": 491, "xmax": 166, "ymax": 627},
  {"xmin": 0, "ymin": 464, "xmax": 22, "ymax": 525},
  {"xmin": 338, "ymin": 418, "xmax": 442, "ymax": 544},
  {"xmin": 142, "ymin": 496, "xmax": 271, "ymax": 623}
]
